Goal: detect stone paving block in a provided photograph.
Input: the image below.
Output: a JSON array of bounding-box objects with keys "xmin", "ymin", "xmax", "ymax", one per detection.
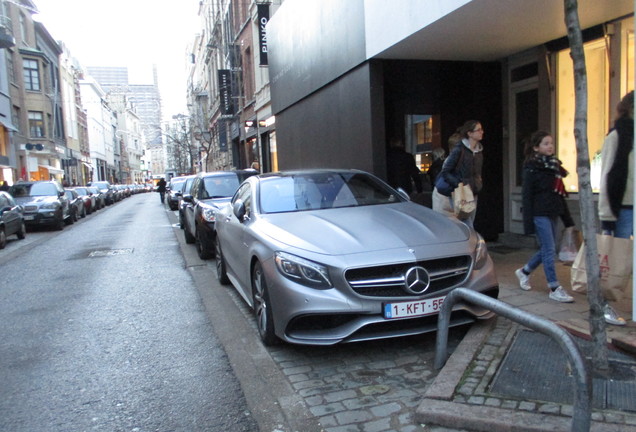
[
  {"xmin": 518, "ymin": 401, "xmax": 537, "ymax": 411},
  {"xmin": 282, "ymin": 365, "xmax": 313, "ymax": 375},
  {"xmin": 287, "ymin": 373, "xmax": 310, "ymax": 383},
  {"xmin": 343, "ymin": 396, "xmax": 377, "ymax": 410},
  {"xmin": 484, "ymin": 397, "xmax": 502, "ymax": 407},
  {"xmin": 309, "ymin": 401, "xmax": 346, "ymax": 417},
  {"xmin": 324, "ymin": 389, "xmax": 358, "ymax": 403},
  {"xmin": 319, "ymin": 414, "xmax": 338, "ymax": 427},
  {"xmin": 325, "ymin": 424, "xmax": 361, "ymax": 432},
  {"xmin": 361, "ymin": 417, "xmax": 392, "ymax": 432},
  {"xmin": 293, "ymin": 379, "xmax": 326, "ymax": 390},
  {"xmin": 334, "ymin": 409, "xmax": 373, "ymax": 424},
  {"xmin": 370, "ymin": 402, "xmax": 402, "ymax": 417},
  {"xmin": 467, "ymin": 395, "xmax": 485, "ymax": 404},
  {"xmin": 305, "ymin": 395, "xmax": 325, "ymax": 406},
  {"xmin": 367, "ymin": 360, "xmax": 397, "ymax": 369}
]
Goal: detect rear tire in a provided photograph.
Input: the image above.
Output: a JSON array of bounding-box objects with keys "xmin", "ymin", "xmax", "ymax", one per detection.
[
  {"xmin": 0, "ymin": 227, "xmax": 6, "ymax": 249},
  {"xmin": 184, "ymin": 223, "xmax": 195, "ymax": 244},
  {"xmin": 215, "ymin": 236, "xmax": 230, "ymax": 285}
]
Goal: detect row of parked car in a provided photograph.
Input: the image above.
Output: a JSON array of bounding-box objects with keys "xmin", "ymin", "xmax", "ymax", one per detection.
[
  {"xmin": 164, "ymin": 168, "xmax": 499, "ymax": 347},
  {"xmin": 0, "ymin": 180, "xmax": 151, "ymax": 249}
]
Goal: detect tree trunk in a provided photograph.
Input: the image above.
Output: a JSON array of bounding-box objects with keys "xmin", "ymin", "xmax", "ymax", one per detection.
[{"xmin": 563, "ymin": 0, "xmax": 608, "ymax": 371}]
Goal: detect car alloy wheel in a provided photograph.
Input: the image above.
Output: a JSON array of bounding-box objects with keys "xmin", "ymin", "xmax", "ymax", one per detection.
[
  {"xmin": 195, "ymin": 227, "xmax": 213, "ymax": 260},
  {"xmin": 215, "ymin": 236, "xmax": 230, "ymax": 285},
  {"xmin": 251, "ymin": 261, "xmax": 277, "ymax": 346},
  {"xmin": 0, "ymin": 227, "xmax": 6, "ymax": 249}
]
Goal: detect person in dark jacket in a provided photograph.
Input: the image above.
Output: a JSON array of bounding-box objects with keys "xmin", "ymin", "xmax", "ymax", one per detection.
[
  {"xmin": 515, "ymin": 130, "xmax": 575, "ymax": 303},
  {"xmin": 156, "ymin": 177, "xmax": 167, "ymax": 204},
  {"xmin": 433, "ymin": 121, "xmax": 484, "ymax": 227},
  {"xmin": 386, "ymin": 138, "xmax": 422, "ymax": 195}
]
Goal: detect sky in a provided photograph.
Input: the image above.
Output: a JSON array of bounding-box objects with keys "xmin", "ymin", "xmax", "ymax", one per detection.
[{"xmin": 33, "ymin": 0, "xmax": 200, "ymax": 121}]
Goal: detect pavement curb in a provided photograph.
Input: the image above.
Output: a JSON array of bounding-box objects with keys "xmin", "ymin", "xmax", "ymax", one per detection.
[{"xmin": 416, "ymin": 315, "xmax": 636, "ymax": 432}]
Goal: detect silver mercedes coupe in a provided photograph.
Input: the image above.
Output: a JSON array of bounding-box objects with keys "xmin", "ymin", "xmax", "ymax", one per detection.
[{"xmin": 214, "ymin": 169, "xmax": 499, "ymax": 345}]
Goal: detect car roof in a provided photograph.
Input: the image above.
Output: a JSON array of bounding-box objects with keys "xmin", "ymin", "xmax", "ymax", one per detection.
[{"xmin": 258, "ymin": 169, "xmax": 367, "ymax": 179}]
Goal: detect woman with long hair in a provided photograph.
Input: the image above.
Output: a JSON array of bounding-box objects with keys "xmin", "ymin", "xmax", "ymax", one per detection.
[{"xmin": 515, "ymin": 131, "xmax": 575, "ymax": 303}]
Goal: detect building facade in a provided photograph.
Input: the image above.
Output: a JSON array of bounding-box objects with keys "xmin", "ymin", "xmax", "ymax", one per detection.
[{"xmin": 267, "ymin": 0, "xmax": 634, "ymax": 241}]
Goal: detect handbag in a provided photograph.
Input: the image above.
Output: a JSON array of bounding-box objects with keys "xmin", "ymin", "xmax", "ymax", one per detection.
[
  {"xmin": 571, "ymin": 234, "xmax": 633, "ymax": 301},
  {"xmin": 434, "ymin": 173, "xmax": 454, "ymax": 197},
  {"xmin": 452, "ymin": 182, "xmax": 476, "ymax": 219}
]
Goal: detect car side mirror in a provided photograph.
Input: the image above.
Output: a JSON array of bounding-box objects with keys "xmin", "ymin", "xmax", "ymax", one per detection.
[
  {"xmin": 233, "ymin": 199, "xmax": 246, "ymax": 222},
  {"xmin": 395, "ymin": 187, "xmax": 410, "ymax": 201},
  {"xmin": 183, "ymin": 194, "xmax": 193, "ymax": 203}
]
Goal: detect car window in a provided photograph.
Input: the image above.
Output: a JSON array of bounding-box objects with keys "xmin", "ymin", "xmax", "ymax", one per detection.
[
  {"xmin": 202, "ymin": 175, "xmax": 240, "ymax": 199},
  {"xmin": 234, "ymin": 182, "xmax": 252, "ymax": 216},
  {"xmin": 30, "ymin": 183, "xmax": 58, "ymax": 196},
  {"xmin": 259, "ymin": 172, "xmax": 403, "ymax": 214},
  {"xmin": 184, "ymin": 177, "xmax": 196, "ymax": 195}
]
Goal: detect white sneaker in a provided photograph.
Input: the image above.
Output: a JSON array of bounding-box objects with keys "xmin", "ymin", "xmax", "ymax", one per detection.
[
  {"xmin": 549, "ymin": 286, "xmax": 574, "ymax": 303},
  {"xmin": 604, "ymin": 305, "xmax": 626, "ymax": 326},
  {"xmin": 515, "ymin": 268, "xmax": 531, "ymax": 291}
]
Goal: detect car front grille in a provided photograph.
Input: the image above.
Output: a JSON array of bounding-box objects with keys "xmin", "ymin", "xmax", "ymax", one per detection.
[
  {"xmin": 345, "ymin": 255, "xmax": 471, "ymax": 298},
  {"xmin": 23, "ymin": 205, "xmax": 38, "ymax": 212}
]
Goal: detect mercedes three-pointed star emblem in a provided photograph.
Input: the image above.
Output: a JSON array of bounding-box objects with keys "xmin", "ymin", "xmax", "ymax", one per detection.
[{"xmin": 403, "ymin": 266, "xmax": 430, "ymax": 295}]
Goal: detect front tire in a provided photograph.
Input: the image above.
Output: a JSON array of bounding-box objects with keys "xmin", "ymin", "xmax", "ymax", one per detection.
[
  {"xmin": 215, "ymin": 236, "xmax": 230, "ymax": 285},
  {"xmin": 16, "ymin": 222, "xmax": 26, "ymax": 240},
  {"xmin": 184, "ymin": 223, "xmax": 195, "ymax": 244},
  {"xmin": 0, "ymin": 227, "xmax": 6, "ymax": 249},
  {"xmin": 252, "ymin": 261, "xmax": 277, "ymax": 346}
]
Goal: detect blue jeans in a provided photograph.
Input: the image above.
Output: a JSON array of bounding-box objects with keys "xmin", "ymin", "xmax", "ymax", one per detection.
[
  {"xmin": 615, "ymin": 207, "xmax": 633, "ymax": 239},
  {"xmin": 524, "ymin": 216, "xmax": 560, "ymax": 289}
]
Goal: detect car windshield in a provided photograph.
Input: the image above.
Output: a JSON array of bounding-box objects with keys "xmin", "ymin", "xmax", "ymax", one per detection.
[
  {"xmin": 170, "ymin": 179, "xmax": 186, "ymax": 191},
  {"xmin": 75, "ymin": 187, "xmax": 87, "ymax": 194},
  {"xmin": 202, "ymin": 175, "xmax": 239, "ymax": 198},
  {"xmin": 88, "ymin": 187, "xmax": 99, "ymax": 194},
  {"xmin": 11, "ymin": 182, "xmax": 58, "ymax": 197},
  {"xmin": 259, "ymin": 172, "xmax": 404, "ymax": 214}
]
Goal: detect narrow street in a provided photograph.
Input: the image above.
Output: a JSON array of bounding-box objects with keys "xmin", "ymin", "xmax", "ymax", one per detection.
[{"xmin": 0, "ymin": 193, "xmax": 257, "ymax": 432}]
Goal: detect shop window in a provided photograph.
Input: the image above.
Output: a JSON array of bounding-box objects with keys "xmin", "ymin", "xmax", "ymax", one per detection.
[
  {"xmin": 556, "ymin": 39, "xmax": 608, "ymax": 193},
  {"xmin": 405, "ymin": 114, "xmax": 441, "ymax": 174}
]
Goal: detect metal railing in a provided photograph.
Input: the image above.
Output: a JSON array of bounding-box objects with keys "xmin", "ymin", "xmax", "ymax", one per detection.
[{"xmin": 434, "ymin": 288, "xmax": 591, "ymax": 432}]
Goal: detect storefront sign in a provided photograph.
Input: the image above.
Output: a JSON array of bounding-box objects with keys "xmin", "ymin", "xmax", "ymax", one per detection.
[
  {"xmin": 218, "ymin": 70, "xmax": 233, "ymax": 115},
  {"xmin": 257, "ymin": 4, "xmax": 269, "ymax": 66}
]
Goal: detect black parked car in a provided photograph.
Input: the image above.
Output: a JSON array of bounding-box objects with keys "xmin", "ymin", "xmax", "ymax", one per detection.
[
  {"xmin": 166, "ymin": 176, "xmax": 188, "ymax": 211},
  {"xmin": 65, "ymin": 189, "xmax": 86, "ymax": 221},
  {"xmin": 88, "ymin": 181, "xmax": 114, "ymax": 205},
  {"xmin": 0, "ymin": 191, "xmax": 26, "ymax": 248},
  {"xmin": 182, "ymin": 170, "xmax": 258, "ymax": 259},
  {"xmin": 9, "ymin": 181, "xmax": 71, "ymax": 230},
  {"xmin": 178, "ymin": 175, "xmax": 197, "ymax": 229}
]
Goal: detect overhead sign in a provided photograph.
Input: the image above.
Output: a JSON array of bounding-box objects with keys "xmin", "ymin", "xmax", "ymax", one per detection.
[{"xmin": 257, "ymin": 4, "xmax": 269, "ymax": 66}]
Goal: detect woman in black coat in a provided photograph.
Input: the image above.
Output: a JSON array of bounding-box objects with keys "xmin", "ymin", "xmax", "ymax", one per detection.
[{"xmin": 515, "ymin": 131, "xmax": 574, "ymax": 303}]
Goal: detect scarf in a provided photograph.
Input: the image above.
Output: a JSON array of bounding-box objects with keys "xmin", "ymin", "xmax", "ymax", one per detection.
[
  {"xmin": 606, "ymin": 116, "xmax": 634, "ymax": 218},
  {"xmin": 532, "ymin": 153, "xmax": 569, "ymax": 197}
]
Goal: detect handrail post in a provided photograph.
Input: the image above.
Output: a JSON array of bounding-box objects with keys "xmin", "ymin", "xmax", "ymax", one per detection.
[{"xmin": 435, "ymin": 287, "xmax": 591, "ymax": 432}]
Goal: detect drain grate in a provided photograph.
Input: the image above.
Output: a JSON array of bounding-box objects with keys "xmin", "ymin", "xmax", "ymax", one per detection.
[
  {"xmin": 88, "ymin": 248, "xmax": 134, "ymax": 257},
  {"xmin": 490, "ymin": 330, "xmax": 636, "ymax": 411}
]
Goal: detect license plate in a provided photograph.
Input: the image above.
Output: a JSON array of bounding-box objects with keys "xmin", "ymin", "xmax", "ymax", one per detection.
[
  {"xmin": 24, "ymin": 215, "xmax": 34, "ymax": 221},
  {"xmin": 384, "ymin": 296, "xmax": 445, "ymax": 319}
]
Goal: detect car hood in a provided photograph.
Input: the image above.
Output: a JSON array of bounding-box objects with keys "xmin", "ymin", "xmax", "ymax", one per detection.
[
  {"xmin": 14, "ymin": 196, "xmax": 58, "ymax": 206},
  {"xmin": 257, "ymin": 203, "xmax": 470, "ymax": 255}
]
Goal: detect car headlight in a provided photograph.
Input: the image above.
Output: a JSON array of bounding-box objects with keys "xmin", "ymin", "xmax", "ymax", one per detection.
[
  {"xmin": 274, "ymin": 252, "xmax": 332, "ymax": 289},
  {"xmin": 200, "ymin": 207, "xmax": 216, "ymax": 223},
  {"xmin": 474, "ymin": 233, "xmax": 489, "ymax": 269},
  {"xmin": 41, "ymin": 203, "xmax": 59, "ymax": 210}
]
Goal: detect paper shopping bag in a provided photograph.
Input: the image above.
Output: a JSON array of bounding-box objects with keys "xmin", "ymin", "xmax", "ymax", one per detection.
[
  {"xmin": 452, "ymin": 182, "xmax": 476, "ymax": 219},
  {"xmin": 570, "ymin": 234, "xmax": 633, "ymax": 301}
]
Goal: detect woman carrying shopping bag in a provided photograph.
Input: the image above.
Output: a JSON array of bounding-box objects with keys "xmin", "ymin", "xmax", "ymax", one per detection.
[
  {"xmin": 432, "ymin": 120, "xmax": 484, "ymax": 227},
  {"xmin": 515, "ymin": 131, "xmax": 576, "ymax": 303},
  {"xmin": 597, "ymin": 90, "xmax": 634, "ymax": 325}
]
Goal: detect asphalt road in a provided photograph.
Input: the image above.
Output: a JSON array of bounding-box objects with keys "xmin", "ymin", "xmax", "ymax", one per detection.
[{"xmin": 0, "ymin": 193, "xmax": 258, "ymax": 432}]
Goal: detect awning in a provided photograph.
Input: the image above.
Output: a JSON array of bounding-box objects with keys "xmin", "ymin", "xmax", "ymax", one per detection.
[
  {"xmin": 82, "ymin": 161, "xmax": 93, "ymax": 169},
  {"xmin": 0, "ymin": 118, "xmax": 18, "ymax": 132},
  {"xmin": 38, "ymin": 164, "xmax": 64, "ymax": 174}
]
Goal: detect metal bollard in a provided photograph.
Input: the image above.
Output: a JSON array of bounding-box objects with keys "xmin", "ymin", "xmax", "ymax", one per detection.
[{"xmin": 434, "ymin": 287, "xmax": 591, "ymax": 432}]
